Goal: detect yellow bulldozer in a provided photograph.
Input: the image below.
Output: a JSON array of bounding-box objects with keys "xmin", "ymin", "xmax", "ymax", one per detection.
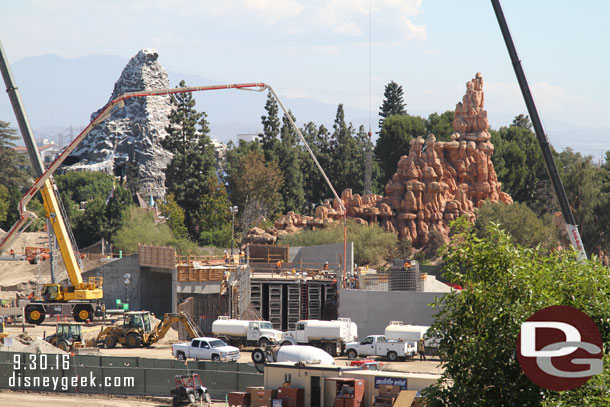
[
  {"xmin": 92, "ymin": 311, "xmax": 201, "ymax": 349},
  {"xmin": 0, "ymin": 316, "xmax": 7, "ymax": 344},
  {"xmin": 45, "ymin": 322, "xmax": 86, "ymax": 352}
]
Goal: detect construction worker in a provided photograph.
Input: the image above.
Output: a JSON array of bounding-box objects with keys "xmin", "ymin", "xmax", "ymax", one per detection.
[
  {"xmin": 275, "ymin": 260, "xmax": 282, "ymax": 275},
  {"xmin": 323, "ymin": 261, "xmax": 329, "ymax": 270},
  {"xmin": 223, "ymin": 250, "xmax": 229, "ymax": 264},
  {"xmin": 9, "ymin": 248, "xmax": 15, "ymax": 260}
]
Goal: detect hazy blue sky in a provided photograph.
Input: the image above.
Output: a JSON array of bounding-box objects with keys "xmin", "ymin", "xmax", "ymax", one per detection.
[{"xmin": 2, "ymin": 0, "xmax": 609, "ymax": 133}]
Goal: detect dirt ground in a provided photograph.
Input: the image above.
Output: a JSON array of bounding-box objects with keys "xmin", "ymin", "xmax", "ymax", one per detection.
[
  {"xmin": 0, "ymin": 232, "xmax": 105, "ymax": 300},
  {"xmin": 0, "ymin": 390, "xmax": 228, "ymax": 406}
]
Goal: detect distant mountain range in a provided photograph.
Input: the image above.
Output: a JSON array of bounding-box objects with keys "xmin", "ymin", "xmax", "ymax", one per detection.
[
  {"xmin": 0, "ymin": 53, "xmax": 370, "ymax": 146},
  {"xmin": 1, "ymin": 53, "xmax": 608, "ymax": 158}
]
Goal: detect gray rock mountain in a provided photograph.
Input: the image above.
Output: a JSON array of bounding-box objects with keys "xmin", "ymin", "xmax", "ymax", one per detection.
[{"xmin": 66, "ymin": 49, "xmax": 173, "ymax": 200}]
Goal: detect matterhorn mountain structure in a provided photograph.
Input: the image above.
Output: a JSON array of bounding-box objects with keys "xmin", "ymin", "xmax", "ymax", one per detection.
[{"xmin": 65, "ymin": 49, "xmax": 173, "ymax": 200}]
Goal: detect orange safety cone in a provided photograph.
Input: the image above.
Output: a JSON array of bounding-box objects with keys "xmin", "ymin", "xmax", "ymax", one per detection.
[{"xmin": 56, "ymin": 315, "xmax": 60, "ymax": 322}]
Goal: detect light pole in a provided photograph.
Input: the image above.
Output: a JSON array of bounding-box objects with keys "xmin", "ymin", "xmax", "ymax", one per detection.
[{"xmin": 230, "ymin": 206, "xmax": 238, "ymax": 257}]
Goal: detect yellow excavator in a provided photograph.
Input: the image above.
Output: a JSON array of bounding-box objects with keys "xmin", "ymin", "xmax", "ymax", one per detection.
[
  {"xmin": 0, "ymin": 41, "xmax": 104, "ymax": 325},
  {"xmin": 91, "ymin": 311, "xmax": 202, "ymax": 348}
]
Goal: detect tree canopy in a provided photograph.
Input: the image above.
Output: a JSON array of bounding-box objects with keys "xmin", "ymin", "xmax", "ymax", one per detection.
[{"xmin": 423, "ymin": 218, "xmax": 610, "ymax": 406}]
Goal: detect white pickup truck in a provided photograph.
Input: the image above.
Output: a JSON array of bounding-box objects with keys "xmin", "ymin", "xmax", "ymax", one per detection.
[
  {"xmin": 172, "ymin": 337, "xmax": 240, "ymax": 362},
  {"xmin": 345, "ymin": 335, "xmax": 415, "ymax": 361}
]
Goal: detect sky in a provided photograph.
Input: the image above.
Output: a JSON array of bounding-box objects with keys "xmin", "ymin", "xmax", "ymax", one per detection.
[{"xmin": 1, "ymin": 0, "xmax": 609, "ymax": 148}]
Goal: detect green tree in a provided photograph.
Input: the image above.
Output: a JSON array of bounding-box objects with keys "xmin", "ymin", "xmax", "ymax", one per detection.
[
  {"xmin": 558, "ymin": 148, "xmax": 608, "ymax": 258},
  {"xmin": 0, "ymin": 184, "xmax": 8, "ymax": 225},
  {"xmin": 374, "ymin": 114, "xmax": 427, "ymax": 185},
  {"xmin": 378, "ymin": 81, "xmax": 406, "ymax": 129},
  {"xmin": 260, "ymin": 91, "xmax": 281, "ymax": 164},
  {"xmin": 300, "ymin": 122, "xmax": 332, "ymax": 209},
  {"xmin": 0, "ymin": 120, "xmax": 29, "ymax": 188},
  {"xmin": 490, "ymin": 116, "xmax": 549, "ymax": 211},
  {"xmin": 198, "ymin": 177, "xmax": 232, "ymax": 247},
  {"xmin": 278, "ymin": 111, "xmax": 305, "ymax": 212},
  {"xmin": 159, "ymin": 193, "xmax": 188, "ymax": 239},
  {"xmin": 229, "ymin": 149, "xmax": 283, "ymax": 229},
  {"xmin": 329, "ymin": 104, "xmax": 368, "ymax": 194},
  {"xmin": 425, "ymin": 111, "xmax": 455, "ymax": 141},
  {"xmin": 162, "ymin": 80, "xmax": 217, "ymax": 240},
  {"xmin": 423, "ymin": 218, "xmax": 610, "ymax": 406},
  {"xmin": 475, "ymin": 201, "xmax": 559, "ymax": 252}
]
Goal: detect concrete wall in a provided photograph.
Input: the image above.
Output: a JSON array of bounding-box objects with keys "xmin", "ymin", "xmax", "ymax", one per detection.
[
  {"xmin": 84, "ymin": 255, "xmax": 141, "ymax": 311},
  {"xmin": 291, "ymin": 242, "xmax": 354, "ymax": 274},
  {"xmin": 83, "ymin": 255, "xmax": 176, "ymax": 315},
  {"xmin": 0, "ymin": 352, "xmax": 262, "ymax": 399},
  {"xmin": 338, "ymin": 290, "xmax": 446, "ymax": 338}
]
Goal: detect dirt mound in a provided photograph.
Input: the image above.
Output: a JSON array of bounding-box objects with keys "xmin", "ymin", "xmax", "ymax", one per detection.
[{"xmin": 23, "ymin": 339, "xmax": 68, "ymax": 354}]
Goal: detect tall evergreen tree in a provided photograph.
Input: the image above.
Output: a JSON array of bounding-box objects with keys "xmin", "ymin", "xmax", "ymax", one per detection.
[
  {"xmin": 329, "ymin": 104, "xmax": 366, "ymax": 194},
  {"xmin": 0, "ymin": 120, "xmax": 29, "ymax": 188},
  {"xmin": 300, "ymin": 122, "xmax": 332, "ymax": 209},
  {"xmin": 378, "ymin": 81, "xmax": 407, "ymax": 129},
  {"xmin": 260, "ymin": 91, "xmax": 281, "ymax": 164},
  {"xmin": 374, "ymin": 114, "xmax": 427, "ymax": 185},
  {"xmin": 278, "ymin": 111, "xmax": 305, "ymax": 212},
  {"xmin": 162, "ymin": 80, "xmax": 218, "ymax": 240}
]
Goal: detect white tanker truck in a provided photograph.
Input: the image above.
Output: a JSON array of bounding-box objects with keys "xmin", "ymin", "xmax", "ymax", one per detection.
[
  {"xmin": 211, "ymin": 317, "xmax": 284, "ymax": 347},
  {"xmin": 281, "ymin": 318, "xmax": 357, "ymax": 356}
]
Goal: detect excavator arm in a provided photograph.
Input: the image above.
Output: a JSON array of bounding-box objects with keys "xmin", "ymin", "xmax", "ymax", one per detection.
[{"xmin": 150, "ymin": 313, "xmax": 202, "ymax": 343}]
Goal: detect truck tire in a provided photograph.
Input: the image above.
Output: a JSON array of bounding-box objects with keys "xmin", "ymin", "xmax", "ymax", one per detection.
[
  {"xmin": 188, "ymin": 393, "xmax": 196, "ymax": 404},
  {"xmin": 347, "ymin": 349, "xmax": 358, "ymax": 359},
  {"xmin": 281, "ymin": 341, "xmax": 292, "ymax": 347},
  {"xmin": 125, "ymin": 332, "xmax": 141, "ymax": 348},
  {"xmin": 252, "ymin": 348, "xmax": 266, "ymax": 364},
  {"xmin": 258, "ymin": 337, "xmax": 271, "ymax": 347},
  {"xmin": 323, "ymin": 343, "xmax": 337, "ymax": 357},
  {"xmin": 204, "ymin": 392, "xmax": 211, "ymax": 404},
  {"xmin": 176, "ymin": 351, "xmax": 186, "ymax": 361},
  {"xmin": 211, "ymin": 354, "xmax": 220, "ymax": 362},
  {"xmin": 388, "ymin": 351, "xmax": 398, "ymax": 361},
  {"xmin": 73, "ymin": 305, "xmax": 94, "ymax": 323},
  {"xmin": 25, "ymin": 305, "xmax": 46, "ymax": 325},
  {"xmin": 104, "ymin": 335, "xmax": 118, "ymax": 349}
]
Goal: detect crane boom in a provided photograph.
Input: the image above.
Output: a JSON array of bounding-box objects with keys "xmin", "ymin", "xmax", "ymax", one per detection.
[{"xmin": 491, "ymin": 0, "xmax": 587, "ymax": 260}]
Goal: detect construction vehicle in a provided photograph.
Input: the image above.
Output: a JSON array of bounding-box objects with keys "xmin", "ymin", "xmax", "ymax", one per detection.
[
  {"xmin": 170, "ymin": 373, "xmax": 211, "ymax": 406},
  {"xmin": 0, "ymin": 316, "xmax": 7, "ymax": 344},
  {"xmin": 0, "ymin": 41, "xmax": 104, "ymax": 325},
  {"xmin": 45, "ymin": 322, "xmax": 85, "ymax": 352},
  {"xmin": 92, "ymin": 311, "xmax": 201, "ymax": 349}
]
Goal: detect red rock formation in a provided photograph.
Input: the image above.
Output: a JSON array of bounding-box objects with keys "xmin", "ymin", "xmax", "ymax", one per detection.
[{"xmin": 243, "ymin": 73, "xmax": 512, "ymax": 248}]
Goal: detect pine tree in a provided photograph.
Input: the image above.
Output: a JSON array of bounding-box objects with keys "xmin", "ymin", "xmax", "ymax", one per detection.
[
  {"xmin": 301, "ymin": 122, "xmax": 332, "ymax": 209},
  {"xmin": 162, "ymin": 80, "xmax": 218, "ymax": 240},
  {"xmin": 260, "ymin": 91, "xmax": 281, "ymax": 164},
  {"xmin": 0, "ymin": 120, "xmax": 28, "ymax": 188},
  {"xmin": 329, "ymin": 104, "xmax": 365, "ymax": 194},
  {"xmin": 278, "ymin": 111, "xmax": 305, "ymax": 212},
  {"xmin": 378, "ymin": 81, "xmax": 407, "ymax": 129}
]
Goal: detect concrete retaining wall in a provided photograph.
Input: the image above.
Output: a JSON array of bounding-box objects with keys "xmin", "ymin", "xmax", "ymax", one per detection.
[
  {"xmin": 0, "ymin": 352, "xmax": 262, "ymax": 399},
  {"xmin": 338, "ymin": 290, "xmax": 446, "ymax": 338}
]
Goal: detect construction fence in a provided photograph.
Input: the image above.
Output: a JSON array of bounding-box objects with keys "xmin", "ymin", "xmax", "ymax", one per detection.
[{"xmin": 0, "ymin": 352, "xmax": 262, "ymax": 399}]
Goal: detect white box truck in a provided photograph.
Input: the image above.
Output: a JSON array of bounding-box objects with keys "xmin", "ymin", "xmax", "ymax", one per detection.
[
  {"xmin": 345, "ymin": 335, "xmax": 416, "ymax": 361},
  {"xmin": 282, "ymin": 318, "xmax": 357, "ymax": 356},
  {"xmin": 211, "ymin": 317, "xmax": 284, "ymax": 347}
]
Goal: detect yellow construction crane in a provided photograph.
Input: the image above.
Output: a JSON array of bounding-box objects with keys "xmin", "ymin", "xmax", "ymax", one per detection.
[{"xmin": 0, "ymin": 41, "xmax": 104, "ymax": 325}]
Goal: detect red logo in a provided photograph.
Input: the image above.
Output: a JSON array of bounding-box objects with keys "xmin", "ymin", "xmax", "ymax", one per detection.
[{"xmin": 517, "ymin": 305, "xmax": 603, "ymax": 391}]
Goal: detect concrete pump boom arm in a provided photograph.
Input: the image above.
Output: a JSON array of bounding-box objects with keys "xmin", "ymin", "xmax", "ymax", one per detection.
[{"xmin": 0, "ymin": 82, "xmax": 348, "ymax": 285}]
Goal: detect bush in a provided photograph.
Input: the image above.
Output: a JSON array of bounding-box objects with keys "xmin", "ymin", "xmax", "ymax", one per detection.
[
  {"xmin": 279, "ymin": 220, "xmax": 398, "ymax": 266},
  {"xmin": 112, "ymin": 207, "xmax": 195, "ymax": 254}
]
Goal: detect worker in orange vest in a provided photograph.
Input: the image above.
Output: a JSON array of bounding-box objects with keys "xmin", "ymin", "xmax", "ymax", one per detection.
[{"xmin": 275, "ymin": 260, "xmax": 282, "ymax": 275}]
